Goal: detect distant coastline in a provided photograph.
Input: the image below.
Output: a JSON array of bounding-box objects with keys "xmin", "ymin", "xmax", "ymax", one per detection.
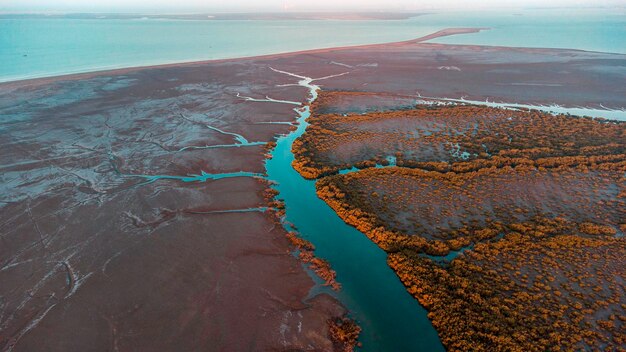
[
  {"xmin": 0, "ymin": 28, "xmax": 485, "ymax": 88},
  {"xmin": 2, "ymin": 9, "xmax": 624, "ymax": 83},
  {"xmin": 0, "ymin": 12, "xmax": 427, "ymax": 21}
]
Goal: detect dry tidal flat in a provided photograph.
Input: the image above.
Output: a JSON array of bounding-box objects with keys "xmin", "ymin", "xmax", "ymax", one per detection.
[{"xmin": 1, "ymin": 28, "xmax": 625, "ymax": 351}]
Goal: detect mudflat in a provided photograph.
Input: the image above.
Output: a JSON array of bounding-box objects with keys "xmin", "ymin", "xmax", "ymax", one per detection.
[
  {"xmin": 292, "ymin": 97, "xmax": 625, "ymax": 349},
  {"xmin": 0, "ymin": 61, "xmax": 349, "ymax": 351},
  {"xmin": 1, "ymin": 28, "xmax": 625, "ymax": 351}
]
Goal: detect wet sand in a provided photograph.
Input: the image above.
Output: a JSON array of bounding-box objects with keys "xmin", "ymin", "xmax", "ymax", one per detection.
[{"xmin": 1, "ymin": 28, "xmax": 625, "ymax": 351}]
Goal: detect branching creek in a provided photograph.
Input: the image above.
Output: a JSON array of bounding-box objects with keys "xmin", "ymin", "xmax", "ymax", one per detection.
[
  {"xmin": 264, "ymin": 69, "xmax": 445, "ymax": 351},
  {"xmin": 117, "ymin": 67, "xmax": 625, "ymax": 351}
]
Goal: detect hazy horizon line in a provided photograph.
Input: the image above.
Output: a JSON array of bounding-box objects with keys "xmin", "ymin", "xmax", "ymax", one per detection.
[{"xmin": 1, "ymin": 5, "xmax": 625, "ymax": 15}]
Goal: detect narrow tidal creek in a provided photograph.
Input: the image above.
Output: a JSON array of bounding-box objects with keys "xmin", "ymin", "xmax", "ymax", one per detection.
[{"xmin": 264, "ymin": 70, "xmax": 445, "ymax": 351}]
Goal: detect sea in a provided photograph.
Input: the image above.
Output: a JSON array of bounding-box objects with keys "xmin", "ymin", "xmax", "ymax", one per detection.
[{"xmin": 1, "ymin": 8, "xmax": 625, "ymax": 82}]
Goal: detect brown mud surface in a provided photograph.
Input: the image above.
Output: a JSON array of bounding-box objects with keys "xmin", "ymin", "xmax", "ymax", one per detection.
[
  {"xmin": 295, "ymin": 96, "xmax": 625, "ymax": 350},
  {"xmin": 0, "ymin": 60, "xmax": 348, "ymax": 351},
  {"xmin": 2, "ymin": 28, "xmax": 625, "ymax": 351}
]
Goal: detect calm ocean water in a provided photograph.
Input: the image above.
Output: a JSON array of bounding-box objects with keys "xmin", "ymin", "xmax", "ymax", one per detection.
[{"xmin": 0, "ymin": 9, "xmax": 624, "ymax": 82}]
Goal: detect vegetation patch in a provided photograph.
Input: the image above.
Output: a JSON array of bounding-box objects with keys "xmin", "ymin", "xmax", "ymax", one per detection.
[{"xmin": 294, "ymin": 91, "xmax": 626, "ymax": 351}]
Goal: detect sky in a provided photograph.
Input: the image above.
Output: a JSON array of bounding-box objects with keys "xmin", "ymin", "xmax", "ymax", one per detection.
[{"xmin": 0, "ymin": 0, "xmax": 622, "ymax": 13}]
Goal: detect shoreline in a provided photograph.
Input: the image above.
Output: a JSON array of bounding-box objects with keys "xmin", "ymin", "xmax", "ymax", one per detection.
[
  {"xmin": 4, "ymin": 26, "xmax": 626, "ymax": 90},
  {"xmin": 0, "ymin": 28, "xmax": 485, "ymax": 88}
]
